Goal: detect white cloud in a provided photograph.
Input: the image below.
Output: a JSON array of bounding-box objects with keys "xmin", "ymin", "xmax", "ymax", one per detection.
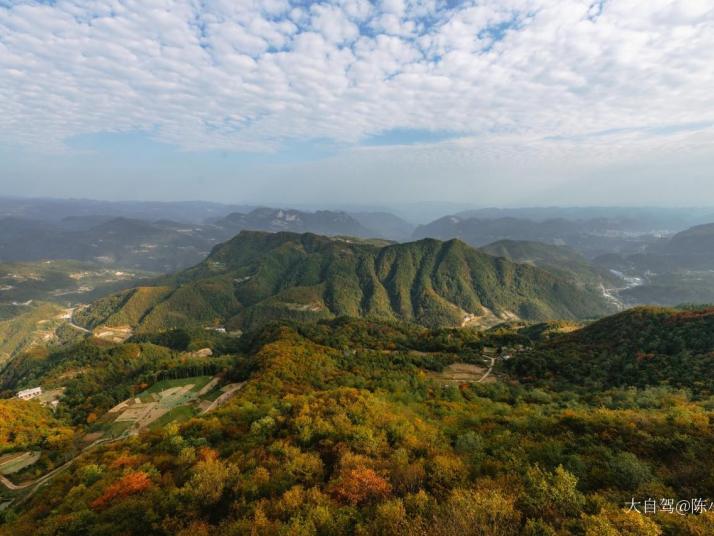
[
  {"xmin": 310, "ymin": 3, "xmax": 360, "ymax": 44},
  {"xmin": 0, "ymin": 0, "xmax": 712, "ymax": 172}
]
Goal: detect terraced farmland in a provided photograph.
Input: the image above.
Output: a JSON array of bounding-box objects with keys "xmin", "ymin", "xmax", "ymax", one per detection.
[{"xmin": 100, "ymin": 375, "xmax": 242, "ymax": 437}]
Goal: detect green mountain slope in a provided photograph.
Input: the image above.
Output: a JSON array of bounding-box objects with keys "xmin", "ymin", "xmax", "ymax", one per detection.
[
  {"xmin": 479, "ymin": 239, "xmax": 619, "ymax": 289},
  {"xmin": 0, "ymin": 302, "xmax": 84, "ymax": 367},
  {"xmin": 507, "ymin": 306, "xmax": 714, "ymax": 391},
  {"xmin": 76, "ymin": 231, "xmax": 615, "ymax": 333},
  {"xmin": 661, "ymin": 223, "xmax": 714, "ymax": 258}
]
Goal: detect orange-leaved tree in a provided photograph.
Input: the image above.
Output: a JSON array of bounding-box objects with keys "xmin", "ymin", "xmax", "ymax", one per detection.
[
  {"xmin": 331, "ymin": 466, "xmax": 392, "ymax": 505},
  {"xmin": 91, "ymin": 471, "xmax": 152, "ymax": 510}
]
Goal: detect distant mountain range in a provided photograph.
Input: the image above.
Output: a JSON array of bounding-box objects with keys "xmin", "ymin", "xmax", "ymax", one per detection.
[
  {"xmin": 412, "ymin": 215, "xmax": 669, "ymax": 259},
  {"xmin": 650, "ymin": 223, "xmax": 714, "ymax": 267},
  {"xmin": 212, "ymin": 208, "xmax": 414, "ymax": 240},
  {"xmin": 595, "ymin": 224, "xmax": 714, "ymax": 272},
  {"xmin": 215, "ymin": 208, "xmax": 369, "ymax": 236},
  {"xmin": 450, "ymin": 206, "xmax": 714, "ymax": 228},
  {"xmin": 0, "ymin": 196, "xmax": 253, "ymax": 224},
  {"xmin": 0, "ymin": 216, "xmax": 218, "ymax": 272},
  {"xmin": 74, "ymin": 231, "xmax": 615, "ymax": 333},
  {"xmin": 0, "ymin": 208, "xmax": 416, "ymax": 271},
  {"xmin": 4, "ymin": 198, "xmax": 714, "ymax": 311},
  {"xmin": 590, "ymin": 223, "xmax": 714, "ymax": 306}
]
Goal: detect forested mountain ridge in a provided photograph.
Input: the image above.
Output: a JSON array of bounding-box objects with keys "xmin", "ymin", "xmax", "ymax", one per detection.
[
  {"xmin": 507, "ymin": 306, "xmax": 714, "ymax": 391},
  {"xmin": 660, "ymin": 223, "xmax": 714, "ymax": 256},
  {"xmin": 479, "ymin": 239, "xmax": 619, "ymax": 290},
  {"xmin": 74, "ymin": 231, "xmax": 615, "ymax": 334}
]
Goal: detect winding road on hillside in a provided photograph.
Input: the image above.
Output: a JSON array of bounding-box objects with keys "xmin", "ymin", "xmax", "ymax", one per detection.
[
  {"xmin": 0, "ymin": 435, "xmax": 123, "ymax": 506},
  {"xmin": 1, "ymin": 377, "xmax": 246, "ymax": 507},
  {"xmin": 66, "ymin": 307, "xmax": 91, "ymax": 334}
]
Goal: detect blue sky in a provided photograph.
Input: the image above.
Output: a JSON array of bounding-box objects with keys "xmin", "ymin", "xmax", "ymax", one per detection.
[{"xmin": 0, "ymin": 0, "xmax": 713, "ymax": 205}]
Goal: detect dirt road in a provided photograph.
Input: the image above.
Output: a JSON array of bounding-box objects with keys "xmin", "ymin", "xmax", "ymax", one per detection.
[{"xmin": 477, "ymin": 356, "xmax": 495, "ymax": 383}]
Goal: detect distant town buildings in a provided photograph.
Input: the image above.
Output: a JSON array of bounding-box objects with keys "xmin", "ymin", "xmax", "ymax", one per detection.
[{"xmin": 16, "ymin": 387, "xmax": 42, "ymax": 400}]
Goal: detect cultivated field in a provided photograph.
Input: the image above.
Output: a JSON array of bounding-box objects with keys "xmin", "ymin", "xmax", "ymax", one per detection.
[
  {"xmin": 102, "ymin": 375, "xmax": 242, "ymax": 437},
  {"xmin": 429, "ymin": 360, "xmax": 496, "ymax": 385}
]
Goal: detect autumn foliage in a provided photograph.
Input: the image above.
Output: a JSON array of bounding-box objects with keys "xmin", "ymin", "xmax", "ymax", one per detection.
[
  {"xmin": 91, "ymin": 471, "xmax": 151, "ymax": 510},
  {"xmin": 5, "ymin": 317, "xmax": 714, "ymax": 535},
  {"xmin": 0, "ymin": 399, "xmax": 74, "ymax": 452},
  {"xmin": 331, "ymin": 466, "xmax": 392, "ymax": 505},
  {"xmin": 109, "ymin": 452, "xmax": 146, "ymax": 469}
]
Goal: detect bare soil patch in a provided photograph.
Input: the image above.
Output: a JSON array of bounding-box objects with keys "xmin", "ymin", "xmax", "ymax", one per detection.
[{"xmin": 430, "ymin": 362, "xmax": 496, "ymax": 384}]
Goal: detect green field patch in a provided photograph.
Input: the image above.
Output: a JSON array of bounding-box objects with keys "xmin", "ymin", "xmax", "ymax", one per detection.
[
  {"xmin": 200, "ymin": 388, "xmax": 224, "ymax": 402},
  {"xmin": 137, "ymin": 375, "xmax": 212, "ymax": 402},
  {"xmin": 107, "ymin": 421, "xmax": 133, "ymax": 438}
]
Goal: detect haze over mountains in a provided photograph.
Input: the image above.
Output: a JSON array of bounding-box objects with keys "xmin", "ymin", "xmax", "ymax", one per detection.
[
  {"xmin": 412, "ymin": 209, "xmax": 713, "ymax": 258},
  {"xmin": 0, "ymin": 200, "xmax": 416, "ymax": 272},
  {"xmin": 3, "ymin": 197, "xmax": 714, "ymax": 309}
]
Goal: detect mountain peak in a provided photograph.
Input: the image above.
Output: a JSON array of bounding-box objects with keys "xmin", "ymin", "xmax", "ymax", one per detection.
[{"xmin": 77, "ymin": 231, "xmax": 616, "ymax": 334}]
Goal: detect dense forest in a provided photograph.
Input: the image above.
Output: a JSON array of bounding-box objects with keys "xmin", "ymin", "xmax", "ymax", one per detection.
[
  {"xmin": 2, "ymin": 312, "xmax": 714, "ymax": 534},
  {"xmin": 507, "ymin": 306, "xmax": 714, "ymax": 392},
  {"xmin": 0, "ymin": 400, "xmax": 73, "ymax": 454}
]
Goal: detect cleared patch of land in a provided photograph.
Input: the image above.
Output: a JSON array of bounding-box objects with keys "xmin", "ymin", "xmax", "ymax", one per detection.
[
  {"xmin": 149, "ymin": 406, "xmax": 197, "ymax": 430},
  {"xmin": 1, "ymin": 375, "xmax": 239, "ymax": 504},
  {"xmin": 137, "ymin": 376, "xmax": 212, "ymax": 401},
  {"xmin": 199, "ymin": 383, "xmax": 245, "ymax": 414},
  {"xmin": 103, "ymin": 375, "xmax": 221, "ymax": 436},
  {"xmin": 430, "ymin": 361, "xmax": 496, "ymax": 384},
  {"xmin": 92, "ymin": 325, "xmax": 133, "ymax": 342},
  {"xmin": 461, "ymin": 307, "xmax": 520, "ymax": 329},
  {"xmin": 0, "ymin": 374, "xmax": 240, "ymax": 509},
  {"xmin": 37, "ymin": 387, "xmax": 65, "ymax": 408},
  {"xmin": 0, "ymin": 452, "xmax": 41, "ymax": 475}
]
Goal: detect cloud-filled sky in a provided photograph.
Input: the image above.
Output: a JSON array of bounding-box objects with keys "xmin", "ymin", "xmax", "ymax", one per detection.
[{"xmin": 0, "ymin": 0, "xmax": 713, "ymax": 206}]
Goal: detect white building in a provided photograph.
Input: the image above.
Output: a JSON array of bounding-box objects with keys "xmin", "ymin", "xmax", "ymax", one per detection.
[{"xmin": 17, "ymin": 387, "xmax": 42, "ymax": 401}]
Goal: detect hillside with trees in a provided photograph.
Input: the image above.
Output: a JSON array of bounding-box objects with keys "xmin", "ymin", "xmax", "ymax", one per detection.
[
  {"xmin": 506, "ymin": 306, "xmax": 714, "ymax": 392},
  {"xmin": 0, "ymin": 302, "xmax": 84, "ymax": 367},
  {"xmin": 0, "ymin": 400, "xmax": 74, "ymax": 453},
  {"xmin": 2, "ymin": 316, "xmax": 714, "ymax": 534},
  {"xmin": 74, "ymin": 231, "xmax": 615, "ymax": 334},
  {"xmin": 479, "ymin": 239, "xmax": 619, "ymax": 290}
]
